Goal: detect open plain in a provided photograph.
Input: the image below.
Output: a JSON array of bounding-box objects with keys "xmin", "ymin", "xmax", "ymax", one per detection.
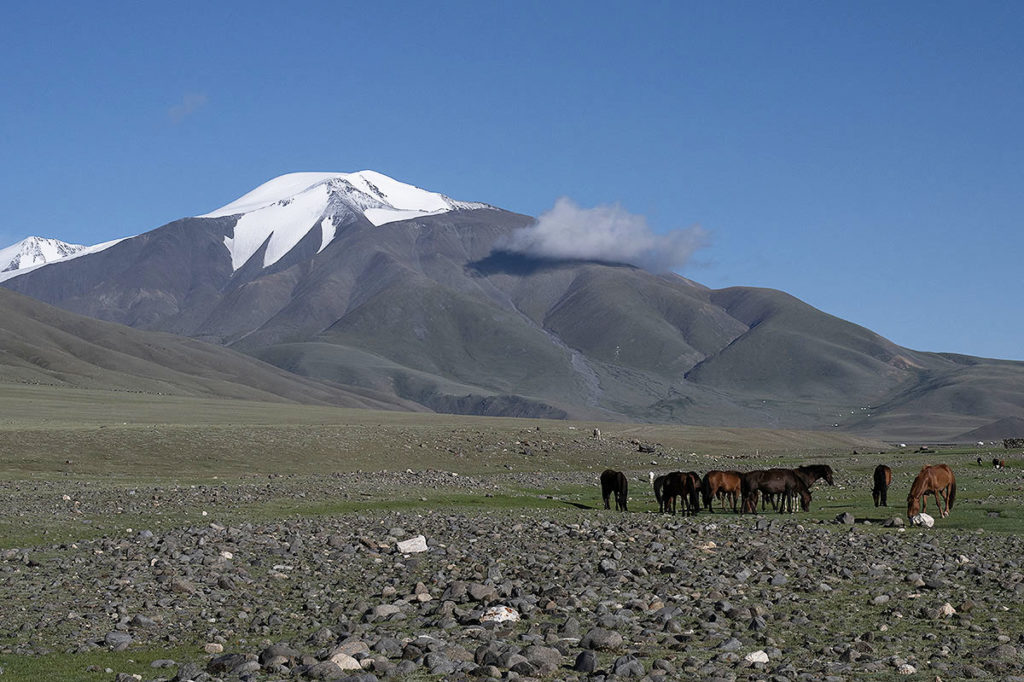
[{"xmin": 2, "ymin": 386, "xmax": 1023, "ymax": 682}]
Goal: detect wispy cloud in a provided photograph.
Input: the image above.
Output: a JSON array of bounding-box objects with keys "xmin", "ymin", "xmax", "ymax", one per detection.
[
  {"xmin": 169, "ymin": 93, "xmax": 208, "ymax": 123},
  {"xmin": 496, "ymin": 197, "xmax": 709, "ymax": 273}
]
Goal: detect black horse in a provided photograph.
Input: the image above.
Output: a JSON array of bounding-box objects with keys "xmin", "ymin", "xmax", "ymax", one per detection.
[
  {"xmin": 741, "ymin": 469, "xmax": 811, "ymax": 514},
  {"xmin": 652, "ymin": 473, "xmax": 667, "ymax": 512},
  {"xmin": 659, "ymin": 471, "xmax": 701, "ymax": 514},
  {"xmin": 601, "ymin": 469, "xmax": 628, "ymax": 511},
  {"xmin": 872, "ymin": 464, "xmax": 892, "ymax": 507}
]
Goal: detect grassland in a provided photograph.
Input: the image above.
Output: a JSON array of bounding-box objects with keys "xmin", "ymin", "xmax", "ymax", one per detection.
[{"xmin": 1, "ymin": 383, "xmax": 1022, "ymax": 681}]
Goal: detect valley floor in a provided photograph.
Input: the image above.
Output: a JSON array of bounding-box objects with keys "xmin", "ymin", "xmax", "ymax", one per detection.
[{"xmin": 1, "ymin": 446, "xmax": 1023, "ymax": 682}]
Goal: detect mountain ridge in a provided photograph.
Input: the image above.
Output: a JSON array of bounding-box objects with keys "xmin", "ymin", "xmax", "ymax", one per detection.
[{"xmin": 2, "ymin": 170, "xmax": 1022, "ymax": 441}]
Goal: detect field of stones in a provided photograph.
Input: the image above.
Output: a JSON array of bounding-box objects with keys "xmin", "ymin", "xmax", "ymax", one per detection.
[{"xmin": 1, "ymin": 390, "xmax": 1022, "ymax": 682}]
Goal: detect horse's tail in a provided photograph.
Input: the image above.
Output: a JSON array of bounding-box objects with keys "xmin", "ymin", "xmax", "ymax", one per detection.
[
  {"xmin": 948, "ymin": 477, "xmax": 956, "ymax": 510},
  {"xmin": 700, "ymin": 476, "xmax": 711, "ymax": 508},
  {"xmin": 653, "ymin": 477, "xmax": 663, "ymax": 506}
]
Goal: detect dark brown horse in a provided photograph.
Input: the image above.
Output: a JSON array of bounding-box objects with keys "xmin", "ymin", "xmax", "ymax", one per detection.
[
  {"xmin": 872, "ymin": 464, "xmax": 892, "ymax": 507},
  {"xmin": 701, "ymin": 470, "xmax": 742, "ymax": 513},
  {"xmin": 683, "ymin": 471, "xmax": 702, "ymax": 514},
  {"xmin": 658, "ymin": 472, "xmax": 700, "ymax": 514},
  {"xmin": 907, "ymin": 464, "xmax": 956, "ymax": 519},
  {"xmin": 652, "ymin": 473, "xmax": 668, "ymax": 512},
  {"xmin": 741, "ymin": 469, "xmax": 811, "ymax": 514},
  {"xmin": 795, "ymin": 464, "xmax": 835, "ymax": 488},
  {"xmin": 601, "ymin": 469, "xmax": 628, "ymax": 511}
]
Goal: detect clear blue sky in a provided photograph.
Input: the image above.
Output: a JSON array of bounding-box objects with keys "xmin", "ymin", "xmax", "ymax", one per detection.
[{"xmin": 2, "ymin": 2, "xmax": 1022, "ymax": 360}]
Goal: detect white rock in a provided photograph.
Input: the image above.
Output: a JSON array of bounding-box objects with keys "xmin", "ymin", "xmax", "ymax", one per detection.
[
  {"xmin": 329, "ymin": 652, "xmax": 362, "ymax": 670},
  {"xmin": 480, "ymin": 605, "xmax": 520, "ymax": 623},
  {"xmin": 745, "ymin": 650, "xmax": 770, "ymax": 663},
  {"xmin": 911, "ymin": 513, "xmax": 934, "ymax": 528},
  {"xmin": 396, "ymin": 535, "xmax": 428, "ymax": 554},
  {"xmin": 939, "ymin": 602, "xmax": 956, "ymax": 617},
  {"xmin": 897, "ymin": 663, "xmax": 917, "ymax": 674}
]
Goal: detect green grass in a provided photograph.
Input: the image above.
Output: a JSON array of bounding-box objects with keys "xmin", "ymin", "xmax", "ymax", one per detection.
[{"xmin": 0, "ymin": 645, "xmax": 196, "ymax": 682}]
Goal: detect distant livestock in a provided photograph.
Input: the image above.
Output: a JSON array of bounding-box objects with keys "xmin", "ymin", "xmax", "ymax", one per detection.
[
  {"xmin": 601, "ymin": 469, "xmax": 628, "ymax": 512},
  {"xmin": 907, "ymin": 464, "xmax": 956, "ymax": 519},
  {"xmin": 701, "ymin": 470, "xmax": 742, "ymax": 513},
  {"xmin": 741, "ymin": 469, "xmax": 811, "ymax": 514},
  {"xmin": 872, "ymin": 464, "xmax": 892, "ymax": 507}
]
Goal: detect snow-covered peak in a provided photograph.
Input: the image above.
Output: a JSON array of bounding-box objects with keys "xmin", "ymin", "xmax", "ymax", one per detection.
[
  {"xmin": 199, "ymin": 171, "xmax": 487, "ymax": 272},
  {"xmin": 0, "ymin": 236, "xmax": 86, "ymax": 274},
  {"xmin": 200, "ymin": 170, "xmax": 482, "ymax": 224},
  {"xmin": 0, "ymin": 236, "xmax": 125, "ymax": 283}
]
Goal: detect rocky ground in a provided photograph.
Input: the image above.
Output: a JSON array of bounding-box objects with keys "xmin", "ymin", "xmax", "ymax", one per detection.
[{"xmin": 2, "ymin": 471, "xmax": 1024, "ymax": 682}]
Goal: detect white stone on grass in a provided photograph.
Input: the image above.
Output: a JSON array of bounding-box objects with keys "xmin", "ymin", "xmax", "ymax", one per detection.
[
  {"xmin": 480, "ymin": 605, "xmax": 520, "ymax": 623},
  {"xmin": 911, "ymin": 513, "xmax": 934, "ymax": 528},
  {"xmin": 396, "ymin": 535, "xmax": 428, "ymax": 553}
]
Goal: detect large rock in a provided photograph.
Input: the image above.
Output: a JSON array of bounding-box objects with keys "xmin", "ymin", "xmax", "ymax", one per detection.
[
  {"xmin": 395, "ymin": 535, "xmax": 428, "ymax": 553},
  {"xmin": 911, "ymin": 513, "xmax": 935, "ymax": 528},
  {"xmin": 581, "ymin": 627, "xmax": 623, "ymax": 650},
  {"xmin": 480, "ymin": 605, "xmax": 520, "ymax": 623}
]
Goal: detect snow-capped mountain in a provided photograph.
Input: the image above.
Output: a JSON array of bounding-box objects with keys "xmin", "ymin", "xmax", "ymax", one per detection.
[
  {"xmin": 0, "ymin": 236, "xmax": 86, "ymax": 273},
  {"xmin": 3, "ymin": 169, "xmax": 1023, "ymax": 439},
  {"xmin": 200, "ymin": 171, "xmax": 488, "ymax": 271}
]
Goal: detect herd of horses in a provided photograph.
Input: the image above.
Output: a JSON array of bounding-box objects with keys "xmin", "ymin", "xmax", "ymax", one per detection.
[
  {"xmin": 601, "ymin": 464, "xmax": 833, "ymax": 515},
  {"xmin": 601, "ymin": 461, "xmax": 959, "ymax": 520}
]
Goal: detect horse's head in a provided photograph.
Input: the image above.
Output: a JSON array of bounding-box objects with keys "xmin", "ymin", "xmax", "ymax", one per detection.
[
  {"xmin": 799, "ymin": 488, "xmax": 812, "ymax": 512},
  {"xmin": 823, "ymin": 466, "xmax": 835, "ymax": 486},
  {"xmin": 907, "ymin": 493, "xmax": 920, "ymax": 519}
]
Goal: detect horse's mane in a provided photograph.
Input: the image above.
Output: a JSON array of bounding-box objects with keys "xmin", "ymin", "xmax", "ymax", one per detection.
[{"xmin": 909, "ymin": 465, "xmax": 933, "ymax": 498}]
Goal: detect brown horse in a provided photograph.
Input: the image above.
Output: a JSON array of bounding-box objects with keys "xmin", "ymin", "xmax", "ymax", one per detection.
[
  {"xmin": 658, "ymin": 472, "xmax": 700, "ymax": 514},
  {"xmin": 701, "ymin": 470, "xmax": 742, "ymax": 513},
  {"xmin": 795, "ymin": 464, "xmax": 835, "ymax": 487},
  {"xmin": 907, "ymin": 464, "xmax": 956, "ymax": 519},
  {"xmin": 601, "ymin": 469, "xmax": 628, "ymax": 511},
  {"xmin": 872, "ymin": 464, "xmax": 892, "ymax": 507},
  {"xmin": 741, "ymin": 469, "xmax": 811, "ymax": 514},
  {"xmin": 683, "ymin": 471, "xmax": 702, "ymax": 514},
  {"xmin": 652, "ymin": 473, "xmax": 668, "ymax": 512}
]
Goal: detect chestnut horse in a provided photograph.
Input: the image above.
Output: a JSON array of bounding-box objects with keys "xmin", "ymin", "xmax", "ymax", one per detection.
[
  {"xmin": 701, "ymin": 470, "xmax": 742, "ymax": 513},
  {"xmin": 872, "ymin": 464, "xmax": 892, "ymax": 507},
  {"xmin": 601, "ymin": 469, "xmax": 628, "ymax": 511},
  {"xmin": 907, "ymin": 464, "xmax": 956, "ymax": 519}
]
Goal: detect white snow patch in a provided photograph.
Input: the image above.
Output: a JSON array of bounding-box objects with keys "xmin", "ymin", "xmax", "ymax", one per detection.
[
  {"xmin": 223, "ymin": 183, "xmax": 331, "ymax": 271},
  {"xmin": 203, "ymin": 170, "xmax": 487, "ymax": 272},
  {"xmin": 318, "ymin": 216, "xmax": 337, "ymax": 254}
]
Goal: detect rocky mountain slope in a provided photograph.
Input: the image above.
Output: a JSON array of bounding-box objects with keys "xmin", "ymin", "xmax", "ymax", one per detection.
[{"xmin": 3, "ymin": 171, "xmax": 1022, "ymax": 440}]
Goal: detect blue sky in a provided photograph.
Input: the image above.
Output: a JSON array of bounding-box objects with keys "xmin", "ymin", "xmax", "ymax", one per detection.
[{"xmin": 2, "ymin": 2, "xmax": 1022, "ymax": 360}]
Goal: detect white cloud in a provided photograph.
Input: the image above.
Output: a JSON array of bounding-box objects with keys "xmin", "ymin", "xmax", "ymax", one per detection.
[
  {"xmin": 497, "ymin": 197, "xmax": 708, "ymax": 273},
  {"xmin": 169, "ymin": 93, "xmax": 208, "ymax": 123}
]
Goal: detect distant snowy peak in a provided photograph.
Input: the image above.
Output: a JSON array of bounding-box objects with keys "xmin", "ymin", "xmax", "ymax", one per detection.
[
  {"xmin": 199, "ymin": 170, "xmax": 488, "ymax": 272},
  {"xmin": 0, "ymin": 237, "xmax": 86, "ymax": 273}
]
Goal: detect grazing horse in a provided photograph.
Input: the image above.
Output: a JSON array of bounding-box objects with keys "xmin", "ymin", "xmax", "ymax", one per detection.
[
  {"xmin": 601, "ymin": 469, "xmax": 629, "ymax": 512},
  {"xmin": 701, "ymin": 470, "xmax": 742, "ymax": 513},
  {"xmin": 741, "ymin": 469, "xmax": 811, "ymax": 514},
  {"xmin": 872, "ymin": 464, "xmax": 892, "ymax": 507},
  {"xmin": 796, "ymin": 464, "xmax": 835, "ymax": 488},
  {"xmin": 652, "ymin": 473, "xmax": 668, "ymax": 513},
  {"xmin": 907, "ymin": 464, "xmax": 956, "ymax": 519},
  {"xmin": 659, "ymin": 472, "xmax": 691, "ymax": 514},
  {"xmin": 993, "ymin": 458, "xmax": 1006, "ymax": 469}
]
